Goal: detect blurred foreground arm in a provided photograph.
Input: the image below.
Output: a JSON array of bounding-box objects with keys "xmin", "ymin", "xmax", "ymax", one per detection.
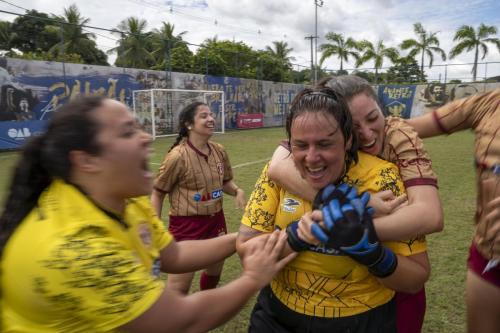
[{"xmin": 121, "ymin": 231, "xmax": 296, "ymax": 333}]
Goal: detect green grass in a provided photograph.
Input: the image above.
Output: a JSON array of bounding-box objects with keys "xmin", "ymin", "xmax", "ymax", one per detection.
[{"xmin": 0, "ymin": 127, "xmax": 475, "ymax": 333}]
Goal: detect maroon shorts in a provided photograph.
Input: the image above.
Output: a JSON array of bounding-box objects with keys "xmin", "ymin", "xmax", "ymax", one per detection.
[
  {"xmin": 395, "ymin": 289, "xmax": 426, "ymax": 333},
  {"xmin": 467, "ymin": 243, "xmax": 500, "ymax": 288},
  {"xmin": 168, "ymin": 210, "xmax": 227, "ymax": 241}
]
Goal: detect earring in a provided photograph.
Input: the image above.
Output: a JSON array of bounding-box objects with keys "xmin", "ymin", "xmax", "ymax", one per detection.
[{"xmin": 188, "ymin": 126, "xmax": 192, "ymax": 130}]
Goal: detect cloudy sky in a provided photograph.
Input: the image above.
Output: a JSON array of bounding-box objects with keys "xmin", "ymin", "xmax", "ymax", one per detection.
[{"xmin": 1, "ymin": 0, "xmax": 500, "ymax": 81}]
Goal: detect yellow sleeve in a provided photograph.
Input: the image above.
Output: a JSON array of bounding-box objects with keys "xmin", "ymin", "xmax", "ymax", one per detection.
[
  {"xmin": 241, "ymin": 163, "xmax": 280, "ymax": 232},
  {"xmin": 384, "ymin": 236, "xmax": 427, "ymax": 256},
  {"xmin": 348, "ymin": 154, "xmax": 427, "ymax": 256},
  {"xmin": 135, "ymin": 196, "xmax": 173, "ymax": 250},
  {"xmin": 36, "ymin": 225, "xmax": 165, "ymax": 331}
]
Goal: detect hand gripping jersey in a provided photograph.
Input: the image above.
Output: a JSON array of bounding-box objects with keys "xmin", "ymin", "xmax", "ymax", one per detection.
[
  {"xmin": 1, "ymin": 180, "xmax": 173, "ymax": 332},
  {"xmin": 241, "ymin": 152, "xmax": 427, "ymax": 318},
  {"xmin": 154, "ymin": 139, "xmax": 233, "ymax": 216}
]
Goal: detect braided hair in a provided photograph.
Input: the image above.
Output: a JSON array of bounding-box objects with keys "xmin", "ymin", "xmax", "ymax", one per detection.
[
  {"xmin": 168, "ymin": 101, "xmax": 207, "ymax": 152},
  {"xmin": 0, "ymin": 95, "xmax": 105, "ymax": 256}
]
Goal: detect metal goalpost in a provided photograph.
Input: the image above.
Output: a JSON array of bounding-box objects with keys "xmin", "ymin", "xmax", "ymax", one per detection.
[{"xmin": 132, "ymin": 88, "xmax": 225, "ymax": 140}]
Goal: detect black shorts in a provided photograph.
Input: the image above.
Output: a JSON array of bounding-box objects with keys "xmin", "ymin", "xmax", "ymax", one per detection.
[{"xmin": 249, "ymin": 286, "xmax": 396, "ymax": 333}]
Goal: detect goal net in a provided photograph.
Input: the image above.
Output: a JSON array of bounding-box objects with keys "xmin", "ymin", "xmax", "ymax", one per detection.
[{"xmin": 132, "ymin": 89, "xmax": 225, "ymax": 139}]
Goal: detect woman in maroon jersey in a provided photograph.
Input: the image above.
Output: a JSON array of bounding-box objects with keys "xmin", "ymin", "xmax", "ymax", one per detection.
[
  {"xmin": 151, "ymin": 101, "xmax": 246, "ymax": 294},
  {"xmin": 407, "ymin": 89, "xmax": 500, "ymax": 333}
]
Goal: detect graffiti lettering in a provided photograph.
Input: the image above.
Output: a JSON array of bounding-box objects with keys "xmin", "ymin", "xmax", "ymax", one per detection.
[
  {"xmin": 383, "ymin": 87, "xmax": 413, "ymax": 99},
  {"xmin": 48, "ymin": 79, "xmax": 127, "ymax": 110}
]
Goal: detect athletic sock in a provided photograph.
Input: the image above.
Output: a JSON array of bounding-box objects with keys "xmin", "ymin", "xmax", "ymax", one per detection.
[{"xmin": 200, "ymin": 272, "xmax": 220, "ymax": 290}]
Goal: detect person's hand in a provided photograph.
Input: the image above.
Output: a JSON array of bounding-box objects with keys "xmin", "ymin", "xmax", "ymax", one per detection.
[
  {"xmin": 297, "ymin": 211, "xmax": 322, "ymax": 246},
  {"xmin": 310, "ymin": 183, "xmax": 371, "ymax": 244},
  {"xmin": 234, "ymin": 188, "xmax": 246, "ymax": 210},
  {"xmin": 285, "ymin": 212, "xmax": 322, "ymax": 251},
  {"xmin": 310, "ymin": 183, "xmax": 397, "ymax": 278},
  {"xmin": 369, "ymin": 190, "xmax": 408, "ymax": 217},
  {"xmin": 241, "ymin": 230, "xmax": 297, "ymax": 289}
]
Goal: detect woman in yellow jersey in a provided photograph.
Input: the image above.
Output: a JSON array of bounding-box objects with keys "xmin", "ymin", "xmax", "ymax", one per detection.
[
  {"xmin": 151, "ymin": 101, "xmax": 246, "ymax": 295},
  {"xmin": 0, "ymin": 95, "xmax": 295, "ymax": 333},
  {"xmin": 236, "ymin": 86, "xmax": 430, "ymax": 333},
  {"xmin": 268, "ymin": 75, "xmax": 442, "ymax": 333}
]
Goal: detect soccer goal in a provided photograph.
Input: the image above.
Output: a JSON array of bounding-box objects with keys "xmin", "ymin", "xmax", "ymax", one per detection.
[{"xmin": 132, "ymin": 89, "xmax": 225, "ymax": 139}]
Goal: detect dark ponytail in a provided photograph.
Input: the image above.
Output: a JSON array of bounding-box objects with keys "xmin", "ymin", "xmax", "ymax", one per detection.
[
  {"xmin": 168, "ymin": 101, "xmax": 206, "ymax": 152},
  {"xmin": 0, "ymin": 95, "xmax": 105, "ymax": 256}
]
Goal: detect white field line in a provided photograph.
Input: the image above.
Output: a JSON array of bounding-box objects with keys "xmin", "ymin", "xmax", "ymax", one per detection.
[{"xmin": 151, "ymin": 157, "xmax": 270, "ymax": 168}]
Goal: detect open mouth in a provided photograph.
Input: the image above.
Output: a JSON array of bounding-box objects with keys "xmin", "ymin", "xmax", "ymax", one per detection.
[
  {"xmin": 306, "ymin": 166, "xmax": 327, "ymax": 179},
  {"xmin": 362, "ymin": 139, "xmax": 376, "ymax": 150},
  {"xmin": 141, "ymin": 150, "xmax": 154, "ymax": 178}
]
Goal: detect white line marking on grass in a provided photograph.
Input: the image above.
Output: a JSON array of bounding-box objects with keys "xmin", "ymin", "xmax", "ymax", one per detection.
[
  {"xmin": 151, "ymin": 157, "xmax": 270, "ymax": 168},
  {"xmin": 232, "ymin": 158, "xmax": 270, "ymax": 169}
]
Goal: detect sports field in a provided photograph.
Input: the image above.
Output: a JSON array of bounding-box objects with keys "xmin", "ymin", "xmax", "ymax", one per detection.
[{"xmin": 0, "ymin": 127, "xmax": 475, "ymax": 333}]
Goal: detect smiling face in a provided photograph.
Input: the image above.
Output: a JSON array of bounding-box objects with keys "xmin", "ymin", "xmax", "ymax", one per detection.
[
  {"xmin": 92, "ymin": 99, "xmax": 154, "ymax": 199},
  {"xmin": 348, "ymin": 93, "xmax": 385, "ymax": 156},
  {"xmin": 290, "ymin": 111, "xmax": 350, "ymax": 190},
  {"xmin": 189, "ymin": 104, "xmax": 215, "ymax": 139}
]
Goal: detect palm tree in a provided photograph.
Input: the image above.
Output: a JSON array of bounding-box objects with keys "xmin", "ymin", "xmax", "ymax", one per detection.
[
  {"xmin": 266, "ymin": 41, "xmax": 295, "ymax": 66},
  {"xmin": 0, "ymin": 21, "xmax": 14, "ymax": 52},
  {"xmin": 265, "ymin": 41, "xmax": 295, "ymax": 81},
  {"xmin": 400, "ymin": 22, "xmax": 446, "ymax": 76},
  {"xmin": 151, "ymin": 22, "xmax": 188, "ymax": 68},
  {"xmin": 151, "ymin": 22, "xmax": 192, "ymax": 71},
  {"xmin": 110, "ymin": 17, "xmax": 153, "ymax": 69},
  {"xmin": 319, "ymin": 32, "xmax": 359, "ymax": 71},
  {"xmin": 49, "ymin": 4, "xmax": 96, "ymax": 58},
  {"xmin": 356, "ymin": 39, "xmax": 399, "ymax": 83},
  {"xmin": 449, "ymin": 24, "xmax": 500, "ymax": 81}
]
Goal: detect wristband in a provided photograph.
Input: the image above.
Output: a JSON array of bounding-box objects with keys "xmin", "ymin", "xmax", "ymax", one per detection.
[{"xmin": 286, "ymin": 221, "xmax": 310, "ymax": 252}]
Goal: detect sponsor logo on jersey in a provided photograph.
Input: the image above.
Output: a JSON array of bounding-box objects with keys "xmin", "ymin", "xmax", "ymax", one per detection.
[
  {"xmin": 308, "ymin": 243, "xmax": 342, "ymax": 256},
  {"xmin": 152, "ymin": 258, "xmax": 162, "ymax": 278},
  {"xmin": 138, "ymin": 222, "xmax": 152, "ymax": 247},
  {"xmin": 216, "ymin": 162, "xmax": 224, "ymax": 175},
  {"xmin": 193, "ymin": 188, "xmax": 223, "ymax": 202},
  {"xmin": 283, "ymin": 197, "xmax": 300, "ymax": 212}
]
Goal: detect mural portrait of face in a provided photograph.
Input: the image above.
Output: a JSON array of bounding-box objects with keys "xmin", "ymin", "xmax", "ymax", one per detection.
[{"xmin": 423, "ymin": 83, "xmax": 448, "ymax": 107}]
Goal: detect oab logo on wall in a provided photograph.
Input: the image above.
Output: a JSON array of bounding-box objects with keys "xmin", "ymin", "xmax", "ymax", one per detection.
[{"xmin": 7, "ymin": 127, "xmax": 31, "ymax": 140}]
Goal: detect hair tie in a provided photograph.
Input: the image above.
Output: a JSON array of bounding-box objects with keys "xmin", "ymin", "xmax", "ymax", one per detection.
[{"xmin": 302, "ymin": 91, "xmax": 339, "ymax": 101}]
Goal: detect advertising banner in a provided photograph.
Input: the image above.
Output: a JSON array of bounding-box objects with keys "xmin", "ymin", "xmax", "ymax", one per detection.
[{"xmin": 236, "ymin": 113, "xmax": 264, "ymax": 129}]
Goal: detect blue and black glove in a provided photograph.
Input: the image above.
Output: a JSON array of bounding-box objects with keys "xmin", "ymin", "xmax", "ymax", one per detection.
[
  {"xmin": 312, "ymin": 183, "xmax": 397, "ymax": 278},
  {"xmin": 285, "ymin": 220, "xmax": 312, "ymax": 252}
]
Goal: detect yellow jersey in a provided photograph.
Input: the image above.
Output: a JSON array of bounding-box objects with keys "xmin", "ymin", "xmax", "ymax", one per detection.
[
  {"xmin": 1, "ymin": 180, "xmax": 173, "ymax": 332},
  {"xmin": 241, "ymin": 152, "xmax": 426, "ymax": 317}
]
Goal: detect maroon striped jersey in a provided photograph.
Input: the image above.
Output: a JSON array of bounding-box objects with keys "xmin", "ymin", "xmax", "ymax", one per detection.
[
  {"xmin": 382, "ymin": 116, "xmax": 438, "ymax": 188},
  {"xmin": 154, "ymin": 139, "xmax": 233, "ymax": 216}
]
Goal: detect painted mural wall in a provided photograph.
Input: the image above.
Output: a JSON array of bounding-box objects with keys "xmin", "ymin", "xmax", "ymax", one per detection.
[
  {"xmin": 0, "ymin": 56, "xmax": 498, "ymax": 150},
  {"xmin": 376, "ymin": 82, "xmax": 500, "ymax": 118},
  {"xmin": 0, "ymin": 57, "xmax": 303, "ymax": 150}
]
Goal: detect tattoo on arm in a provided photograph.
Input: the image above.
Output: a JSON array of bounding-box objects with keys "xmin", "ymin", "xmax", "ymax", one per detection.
[{"xmin": 238, "ymin": 226, "xmax": 263, "ymax": 237}]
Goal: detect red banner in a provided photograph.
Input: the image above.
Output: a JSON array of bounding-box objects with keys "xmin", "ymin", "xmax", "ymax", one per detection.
[{"xmin": 236, "ymin": 113, "xmax": 264, "ymax": 129}]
